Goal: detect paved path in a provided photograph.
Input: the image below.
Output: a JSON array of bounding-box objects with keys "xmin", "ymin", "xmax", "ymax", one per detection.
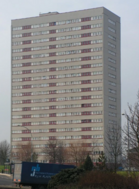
[
  {"xmin": 0, "ymin": 174, "xmax": 13, "ymax": 187},
  {"xmin": 0, "ymin": 174, "xmax": 31, "ymax": 189}
]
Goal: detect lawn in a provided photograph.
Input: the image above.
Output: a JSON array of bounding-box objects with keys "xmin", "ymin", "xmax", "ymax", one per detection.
[
  {"xmin": 117, "ymin": 171, "xmax": 139, "ymax": 177},
  {"xmin": 0, "ymin": 165, "xmax": 5, "ymax": 173},
  {"xmin": 0, "ymin": 165, "xmax": 10, "ymax": 173}
]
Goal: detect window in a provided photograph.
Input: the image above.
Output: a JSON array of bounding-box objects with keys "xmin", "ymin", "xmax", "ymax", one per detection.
[
  {"xmin": 92, "ymin": 15, "xmax": 102, "ymax": 20},
  {"xmin": 81, "ymin": 64, "xmax": 91, "ymax": 68},
  {"xmin": 13, "ymin": 34, "xmax": 22, "ymax": 38},
  {"xmin": 109, "ymin": 81, "xmax": 116, "ymax": 86},
  {"xmin": 22, "ymin": 107, "xmax": 31, "ymax": 111},
  {"xmin": 49, "ymin": 60, "xmax": 56, "ymax": 64},
  {"xmin": 82, "ymin": 143, "xmax": 91, "ymax": 147},
  {"xmin": 91, "ymin": 103, "xmax": 102, "ymax": 107},
  {"xmin": 22, "ymin": 115, "xmax": 31, "ymax": 119},
  {"xmin": 22, "ymin": 33, "xmax": 31, "ymax": 37},
  {"xmin": 109, "ymin": 96, "xmax": 116, "ymax": 102},
  {"xmin": 22, "ymin": 92, "xmax": 31, "ymax": 96},
  {"xmin": 22, "ymin": 85, "xmax": 31, "ymax": 89},
  {"xmin": 22, "ymin": 25, "xmax": 31, "ymax": 30},
  {"xmin": 22, "ymin": 137, "xmax": 31, "ymax": 141},
  {"xmin": 32, "ymin": 38, "xmax": 49, "ymax": 43},
  {"xmin": 49, "ymin": 30, "xmax": 56, "ymax": 34},
  {"xmin": 49, "ymin": 22, "xmax": 56, "ymax": 26},
  {"xmin": 12, "ymin": 56, "xmax": 22, "ymax": 60},
  {"xmin": 108, "ymin": 65, "xmax": 116, "ymax": 71},
  {"xmin": 108, "ymin": 50, "xmax": 116, "ymax": 56},
  {"xmin": 81, "ymin": 17, "xmax": 91, "ymax": 22},
  {"xmin": 49, "ymin": 106, "xmax": 56, "ymax": 109},
  {"xmin": 49, "ymin": 90, "xmax": 56, "ymax": 94},
  {"xmin": 108, "ymin": 42, "xmax": 116, "ymax": 49},
  {"xmin": 81, "ymin": 25, "xmax": 91, "ymax": 30},
  {"xmin": 49, "ymin": 121, "xmax": 56, "ymax": 125},
  {"xmin": 22, "ymin": 62, "xmax": 31, "ymax": 67},
  {"xmin": 82, "ymin": 127, "xmax": 91, "ymax": 131},
  {"xmin": 109, "ymin": 120, "xmax": 117, "ymax": 125},
  {"xmin": 81, "ymin": 96, "xmax": 91, "ymax": 100},
  {"xmin": 108, "ymin": 35, "xmax": 116, "ymax": 41},
  {"xmin": 49, "ymin": 52, "xmax": 56, "ymax": 56},
  {"xmin": 13, "ymin": 26, "xmax": 22, "ymax": 31},
  {"xmin": 81, "ymin": 57, "xmax": 91, "ymax": 61},
  {"xmin": 108, "ymin": 19, "xmax": 116, "ymax": 25},
  {"xmin": 49, "ymin": 136, "xmax": 56, "ymax": 140},
  {"xmin": 49, "ymin": 37, "xmax": 56, "ymax": 41},
  {"xmin": 81, "ymin": 49, "xmax": 91, "ymax": 53},
  {"xmin": 23, "ymin": 55, "xmax": 31, "ymax": 59},
  {"xmin": 108, "ymin": 27, "xmax": 115, "ymax": 33},
  {"xmin": 81, "ymin": 41, "xmax": 91, "ymax": 45},
  {"xmin": 22, "ymin": 77, "xmax": 31, "ymax": 81},
  {"xmin": 49, "ymin": 75, "xmax": 56, "ymax": 79},
  {"xmin": 49, "ymin": 129, "xmax": 56, "ymax": 132},
  {"xmin": 82, "ymin": 104, "xmax": 91, "ymax": 107},
  {"xmin": 22, "ymin": 70, "xmax": 31, "ymax": 74},
  {"xmin": 13, "ymin": 48, "xmax": 22, "ymax": 53},
  {"xmin": 49, "ymin": 45, "xmax": 56, "ymax": 49},
  {"xmin": 49, "ymin": 83, "xmax": 56, "ymax": 87},
  {"xmin": 22, "ymin": 100, "xmax": 31, "ymax": 104},
  {"xmin": 109, "ymin": 73, "xmax": 116, "ymax": 79},
  {"xmin": 82, "ymin": 135, "xmax": 91, "ymax": 139},
  {"xmin": 22, "ymin": 122, "xmax": 31, "ymax": 126},
  {"xmin": 81, "ymin": 88, "xmax": 91, "ymax": 92},
  {"xmin": 108, "ymin": 58, "xmax": 116, "ymax": 64},
  {"xmin": 22, "ymin": 40, "xmax": 31, "ymax": 45},
  {"xmin": 49, "ymin": 113, "xmax": 56, "ymax": 117},
  {"xmin": 81, "ymin": 33, "xmax": 91, "ymax": 37},
  {"xmin": 23, "ymin": 48, "xmax": 31, "ymax": 52},
  {"xmin": 49, "ymin": 67, "xmax": 56, "ymax": 71},
  {"xmin": 81, "ymin": 80, "xmax": 91, "ymax": 84},
  {"xmin": 81, "ymin": 72, "xmax": 91, "ymax": 76},
  {"xmin": 82, "ymin": 111, "xmax": 91, "ymax": 116},
  {"xmin": 49, "ymin": 98, "xmax": 56, "ymax": 102},
  {"xmin": 109, "ymin": 112, "xmax": 116, "ymax": 117},
  {"xmin": 12, "ymin": 41, "xmax": 22, "ymax": 46},
  {"xmin": 109, "ymin": 104, "xmax": 116, "ymax": 109},
  {"xmin": 109, "ymin": 88, "xmax": 116, "ymax": 94},
  {"xmin": 92, "ymin": 55, "xmax": 102, "ymax": 60}
]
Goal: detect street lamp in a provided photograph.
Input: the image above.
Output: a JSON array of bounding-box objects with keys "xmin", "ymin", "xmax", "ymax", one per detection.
[
  {"xmin": 122, "ymin": 113, "xmax": 130, "ymax": 171},
  {"xmin": 18, "ymin": 125, "xmax": 33, "ymax": 162}
]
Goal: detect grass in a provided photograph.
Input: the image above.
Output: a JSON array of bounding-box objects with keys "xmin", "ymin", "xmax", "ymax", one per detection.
[
  {"xmin": 0, "ymin": 165, "xmax": 5, "ymax": 173},
  {"xmin": 0, "ymin": 165, "xmax": 10, "ymax": 173},
  {"xmin": 117, "ymin": 171, "xmax": 139, "ymax": 177}
]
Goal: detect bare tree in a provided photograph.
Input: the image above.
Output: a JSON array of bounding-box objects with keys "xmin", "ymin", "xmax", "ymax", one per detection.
[
  {"xmin": 123, "ymin": 91, "xmax": 139, "ymax": 169},
  {"xmin": 44, "ymin": 140, "xmax": 98, "ymax": 165},
  {"xmin": 0, "ymin": 140, "xmax": 10, "ymax": 164},
  {"xmin": 68, "ymin": 143, "xmax": 88, "ymax": 166},
  {"xmin": 90, "ymin": 140, "xmax": 100, "ymax": 162},
  {"xmin": 16, "ymin": 142, "xmax": 38, "ymax": 162},
  {"xmin": 105, "ymin": 124, "xmax": 122, "ymax": 172},
  {"xmin": 57, "ymin": 141, "xmax": 68, "ymax": 164},
  {"xmin": 43, "ymin": 140, "xmax": 67, "ymax": 164}
]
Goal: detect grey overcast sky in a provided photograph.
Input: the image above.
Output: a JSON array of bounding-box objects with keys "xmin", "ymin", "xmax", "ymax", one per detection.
[{"xmin": 0, "ymin": 0, "xmax": 139, "ymax": 143}]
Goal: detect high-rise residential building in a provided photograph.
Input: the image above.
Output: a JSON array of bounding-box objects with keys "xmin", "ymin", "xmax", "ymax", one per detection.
[{"xmin": 11, "ymin": 7, "xmax": 121, "ymax": 163}]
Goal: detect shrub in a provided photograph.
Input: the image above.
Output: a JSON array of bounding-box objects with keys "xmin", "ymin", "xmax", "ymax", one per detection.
[
  {"xmin": 79, "ymin": 171, "xmax": 139, "ymax": 189},
  {"xmin": 47, "ymin": 168, "xmax": 84, "ymax": 189},
  {"xmin": 96, "ymin": 152, "xmax": 107, "ymax": 171},
  {"xmin": 83, "ymin": 154, "xmax": 93, "ymax": 171},
  {"xmin": 57, "ymin": 184, "xmax": 78, "ymax": 189}
]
